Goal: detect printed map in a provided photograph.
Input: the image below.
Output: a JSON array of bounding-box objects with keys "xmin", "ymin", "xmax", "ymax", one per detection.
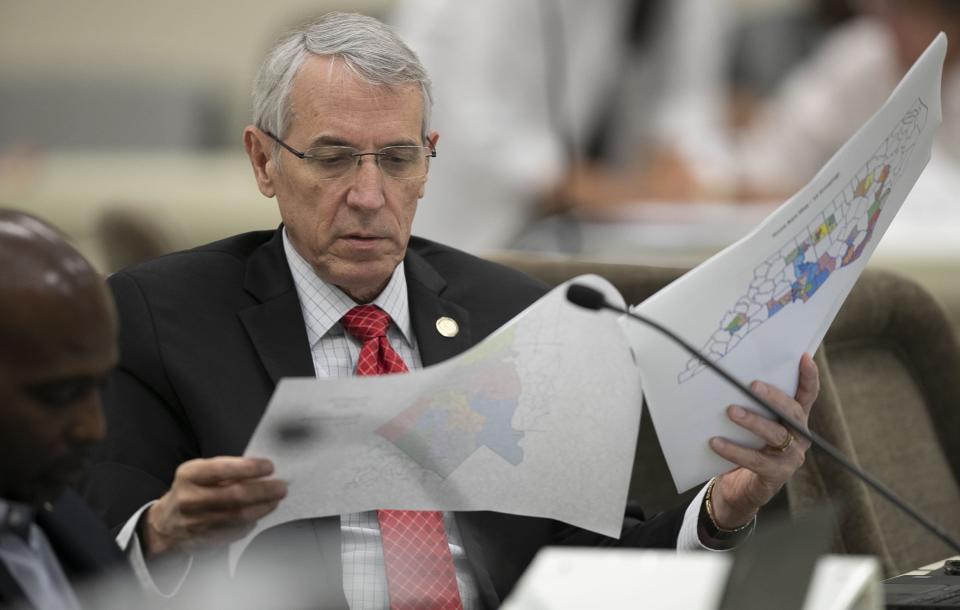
[
  {"xmin": 678, "ymin": 98, "xmax": 929, "ymax": 383},
  {"xmin": 377, "ymin": 327, "xmax": 525, "ymax": 477}
]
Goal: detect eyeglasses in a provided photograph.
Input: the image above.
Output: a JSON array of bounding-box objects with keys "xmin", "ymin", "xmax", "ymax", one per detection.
[{"xmin": 264, "ymin": 130, "xmax": 436, "ymax": 180}]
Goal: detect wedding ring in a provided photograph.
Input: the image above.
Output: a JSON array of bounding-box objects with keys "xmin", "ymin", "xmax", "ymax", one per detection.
[{"xmin": 768, "ymin": 432, "xmax": 795, "ymax": 453}]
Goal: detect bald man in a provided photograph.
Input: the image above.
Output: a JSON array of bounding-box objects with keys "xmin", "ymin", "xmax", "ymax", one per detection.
[{"xmin": 0, "ymin": 210, "xmax": 133, "ymax": 609}]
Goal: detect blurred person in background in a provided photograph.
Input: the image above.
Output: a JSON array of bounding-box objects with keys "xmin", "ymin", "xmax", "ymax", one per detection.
[
  {"xmin": 0, "ymin": 210, "xmax": 134, "ymax": 609},
  {"xmin": 390, "ymin": 0, "xmax": 735, "ymax": 253},
  {"xmin": 734, "ymin": 0, "xmax": 960, "ymax": 199}
]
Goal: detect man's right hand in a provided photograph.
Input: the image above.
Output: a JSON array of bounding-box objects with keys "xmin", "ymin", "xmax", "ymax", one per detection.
[{"xmin": 141, "ymin": 456, "xmax": 287, "ymax": 557}]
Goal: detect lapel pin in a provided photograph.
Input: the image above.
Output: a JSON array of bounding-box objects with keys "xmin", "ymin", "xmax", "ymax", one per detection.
[{"xmin": 435, "ymin": 316, "xmax": 459, "ymax": 338}]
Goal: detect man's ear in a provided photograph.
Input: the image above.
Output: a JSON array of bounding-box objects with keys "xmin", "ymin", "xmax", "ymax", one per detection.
[
  {"xmin": 419, "ymin": 131, "xmax": 440, "ymax": 199},
  {"xmin": 243, "ymin": 126, "xmax": 277, "ymax": 198}
]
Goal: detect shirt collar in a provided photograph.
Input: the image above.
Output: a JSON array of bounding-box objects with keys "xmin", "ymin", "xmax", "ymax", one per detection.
[
  {"xmin": 282, "ymin": 228, "xmax": 414, "ymax": 348},
  {"xmin": 0, "ymin": 498, "xmax": 34, "ymax": 541}
]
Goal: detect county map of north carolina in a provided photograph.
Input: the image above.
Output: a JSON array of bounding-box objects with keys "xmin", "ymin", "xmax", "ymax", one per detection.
[
  {"xmin": 678, "ymin": 98, "xmax": 928, "ymax": 383},
  {"xmin": 377, "ymin": 327, "xmax": 525, "ymax": 478}
]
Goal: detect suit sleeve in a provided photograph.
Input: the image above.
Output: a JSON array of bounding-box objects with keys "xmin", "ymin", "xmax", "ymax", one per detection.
[
  {"xmin": 550, "ymin": 499, "xmax": 690, "ymax": 550},
  {"xmin": 83, "ymin": 271, "xmax": 201, "ymax": 530}
]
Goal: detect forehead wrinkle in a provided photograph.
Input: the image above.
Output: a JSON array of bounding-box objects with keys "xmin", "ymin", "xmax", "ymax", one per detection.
[
  {"xmin": 319, "ymin": 55, "xmax": 403, "ymax": 106},
  {"xmin": 288, "ymin": 56, "xmax": 421, "ymax": 143}
]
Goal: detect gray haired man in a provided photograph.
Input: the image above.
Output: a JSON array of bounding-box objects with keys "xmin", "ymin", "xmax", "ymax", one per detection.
[{"xmin": 85, "ymin": 12, "xmax": 818, "ymax": 609}]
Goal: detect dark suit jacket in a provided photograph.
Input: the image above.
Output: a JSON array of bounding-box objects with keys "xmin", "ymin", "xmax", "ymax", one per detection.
[
  {"xmin": 84, "ymin": 229, "xmax": 688, "ymax": 608},
  {"xmin": 0, "ymin": 490, "xmax": 133, "ymax": 609}
]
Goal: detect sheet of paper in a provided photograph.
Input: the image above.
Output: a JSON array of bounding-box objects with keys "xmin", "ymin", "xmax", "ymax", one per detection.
[
  {"xmin": 501, "ymin": 549, "xmax": 731, "ymax": 610},
  {"xmin": 626, "ymin": 34, "xmax": 946, "ymax": 492},
  {"xmin": 230, "ymin": 275, "xmax": 642, "ymax": 571},
  {"xmin": 501, "ymin": 550, "xmax": 880, "ymax": 610}
]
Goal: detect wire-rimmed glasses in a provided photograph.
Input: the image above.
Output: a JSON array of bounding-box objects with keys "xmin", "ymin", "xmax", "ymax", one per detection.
[{"xmin": 264, "ymin": 130, "xmax": 436, "ymax": 180}]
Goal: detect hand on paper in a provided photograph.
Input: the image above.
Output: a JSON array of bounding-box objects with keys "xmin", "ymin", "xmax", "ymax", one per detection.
[
  {"xmin": 142, "ymin": 456, "xmax": 287, "ymax": 557},
  {"xmin": 707, "ymin": 353, "xmax": 819, "ymax": 529}
]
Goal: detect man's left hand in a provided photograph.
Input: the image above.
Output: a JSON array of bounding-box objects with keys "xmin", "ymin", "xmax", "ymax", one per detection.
[{"xmin": 707, "ymin": 353, "xmax": 820, "ymax": 529}]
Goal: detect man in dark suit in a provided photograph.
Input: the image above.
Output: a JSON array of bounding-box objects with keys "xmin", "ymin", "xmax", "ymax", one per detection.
[
  {"xmin": 83, "ymin": 12, "xmax": 819, "ymax": 609},
  {"xmin": 0, "ymin": 210, "xmax": 135, "ymax": 609}
]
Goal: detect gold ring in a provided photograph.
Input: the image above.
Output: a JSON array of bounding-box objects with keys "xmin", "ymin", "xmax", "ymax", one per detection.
[{"xmin": 768, "ymin": 432, "xmax": 794, "ymax": 453}]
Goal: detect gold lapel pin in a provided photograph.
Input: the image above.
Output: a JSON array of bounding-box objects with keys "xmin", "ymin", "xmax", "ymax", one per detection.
[{"xmin": 435, "ymin": 316, "xmax": 459, "ymax": 338}]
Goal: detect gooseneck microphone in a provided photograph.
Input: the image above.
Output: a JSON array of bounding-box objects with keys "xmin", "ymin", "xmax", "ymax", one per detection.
[{"xmin": 566, "ymin": 283, "xmax": 960, "ymax": 554}]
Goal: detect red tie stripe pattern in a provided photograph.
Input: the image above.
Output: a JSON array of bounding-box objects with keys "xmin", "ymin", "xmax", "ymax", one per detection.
[
  {"xmin": 341, "ymin": 304, "xmax": 409, "ymax": 376},
  {"xmin": 376, "ymin": 510, "xmax": 463, "ymax": 609},
  {"xmin": 340, "ymin": 305, "xmax": 464, "ymax": 610}
]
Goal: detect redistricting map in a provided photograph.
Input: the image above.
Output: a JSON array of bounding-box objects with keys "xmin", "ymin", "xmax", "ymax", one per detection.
[
  {"xmin": 678, "ymin": 98, "xmax": 928, "ymax": 384},
  {"xmin": 377, "ymin": 327, "xmax": 525, "ymax": 478}
]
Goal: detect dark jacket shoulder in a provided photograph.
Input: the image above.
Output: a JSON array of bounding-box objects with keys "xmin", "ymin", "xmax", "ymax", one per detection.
[
  {"xmin": 405, "ymin": 236, "xmax": 549, "ymax": 310},
  {"xmin": 407, "ymin": 236, "xmax": 547, "ymax": 295}
]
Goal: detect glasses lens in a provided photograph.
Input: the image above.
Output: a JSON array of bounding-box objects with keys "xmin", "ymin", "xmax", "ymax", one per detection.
[
  {"xmin": 301, "ymin": 146, "xmax": 431, "ymax": 180},
  {"xmin": 304, "ymin": 148, "xmax": 357, "ymax": 179},
  {"xmin": 379, "ymin": 146, "xmax": 429, "ymax": 179}
]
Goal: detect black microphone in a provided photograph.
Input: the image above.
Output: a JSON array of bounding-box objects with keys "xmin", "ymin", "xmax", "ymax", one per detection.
[
  {"xmin": 567, "ymin": 283, "xmax": 607, "ymax": 311},
  {"xmin": 566, "ymin": 282, "xmax": 960, "ymax": 554}
]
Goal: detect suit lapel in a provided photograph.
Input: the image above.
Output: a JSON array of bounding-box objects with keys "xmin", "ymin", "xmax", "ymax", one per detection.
[
  {"xmin": 236, "ymin": 231, "xmax": 346, "ymax": 604},
  {"xmin": 36, "ymin": 490, "xmax": 130, "ymax": 579},
  {"xmin": 238, "ymin": 230, "xmax": 315, "ymax": 384},
  {"xmin": 0, "ymin": 561, "xmax": 26, "ymax": 607},
  {"xmin": 404, "ymin": 249, "xmax": 473, "ymax": 366}
]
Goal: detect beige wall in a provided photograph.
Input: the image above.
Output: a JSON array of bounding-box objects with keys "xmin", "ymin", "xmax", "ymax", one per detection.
[
  {"xmin": 0, "ymin": 0, "xmax": 393, "ymax": 145},
  {"xmin": 0, "ymin": 0, "xmax": 395, "ymax": 270}
]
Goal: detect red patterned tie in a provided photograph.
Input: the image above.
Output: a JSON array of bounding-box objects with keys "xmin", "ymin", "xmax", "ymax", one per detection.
[{"xmin": 340, "ymin": 305, "xmax": 464, "ymax": 610}]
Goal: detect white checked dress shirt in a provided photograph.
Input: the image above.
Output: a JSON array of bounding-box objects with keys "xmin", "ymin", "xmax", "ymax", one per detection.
[{"xmin": 0, "ymin": 499, "xmax": 81, "ymax": 610}]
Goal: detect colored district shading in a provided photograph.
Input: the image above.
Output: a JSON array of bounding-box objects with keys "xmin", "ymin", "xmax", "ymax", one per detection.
[
  {"xmin": 724, "ymin": 312, "xmax": 749, "ymax": 333},
  {"xmin": 682, "ymin": 162, "xmax": 899, "ymax": 383},
  {"xmin": 677, "ymin": 97, "xmax": 926, "ymax": 385},
  {"xmin": 813, "ymin": 215, "xmax": 838, "ymax": 244},
  {"xmin": 841, "ymin": 183, "xmax": 890, "ymax": 266},
  {"xmin": 768, "ymin": 165, "xmax": 890, "ymax": 315},
  {"xmin": 377, "ymin": 329, "xmax": 525, "ymax": 478}
]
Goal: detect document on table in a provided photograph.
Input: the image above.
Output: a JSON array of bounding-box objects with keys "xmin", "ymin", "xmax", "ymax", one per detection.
[
  {"xmin": 230, "ymin": 275, "xmax": 642, "ymax": 571},
  {"xmin": 626, "ymin": 34, "xmax": 947, "ymax": 491}
]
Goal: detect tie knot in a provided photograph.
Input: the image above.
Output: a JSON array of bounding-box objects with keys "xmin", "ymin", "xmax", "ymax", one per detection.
[{"xmin": 341, "ymin": 304, "xmax": 391, "ymax": 342}]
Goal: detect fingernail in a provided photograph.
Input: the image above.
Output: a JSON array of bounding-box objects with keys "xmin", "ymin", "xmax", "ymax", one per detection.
[
  {"xmin": 752, "ymin": 381, "xmax": 767, "ymax": 396},
  {"xmin": 730, "ymin": 405, "xmax": 746, "ymax": 420},
  {"xmin": 710, "ymin": 437, "xmax": 724, "ymax": 450}
]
